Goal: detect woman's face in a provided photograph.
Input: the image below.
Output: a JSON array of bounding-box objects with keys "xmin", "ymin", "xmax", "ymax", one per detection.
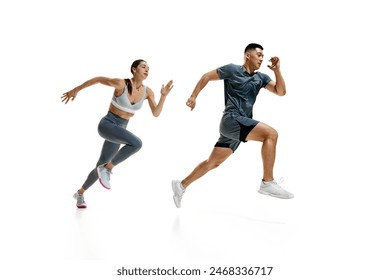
[{"xmin": 133, "ymin": 61, "xmax": 149, "ymax": 79}]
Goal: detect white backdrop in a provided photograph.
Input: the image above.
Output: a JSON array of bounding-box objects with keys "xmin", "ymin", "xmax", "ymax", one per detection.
[{"xmin": 1, "ymin": 0, "xmax": 389, "ymax": 279}]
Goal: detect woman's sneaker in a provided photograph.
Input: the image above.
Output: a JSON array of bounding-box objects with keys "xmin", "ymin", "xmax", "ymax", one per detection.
[
  {"xmin": 258, "ymin": 179, "xmax": 294, "ymax": 199},
  {"xmin": 97, "ymin": 164, "xmax": 112, "ymax": 189},
  {"xmin": 73, "ymin": 192, "xmax": 87, "ymax": 208}
]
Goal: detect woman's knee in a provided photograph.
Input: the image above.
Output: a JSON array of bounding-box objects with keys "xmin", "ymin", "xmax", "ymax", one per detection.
[{"xmin": 132, "ymin": 138, "xmax": 143, "ymax": 152}]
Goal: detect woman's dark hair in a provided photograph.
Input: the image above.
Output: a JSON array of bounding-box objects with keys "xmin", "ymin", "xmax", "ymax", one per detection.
[
  {"xmin": 125, "ymin": 59, "xmax": 146, "ymax": 95},
  {"xmin": 124, "ymin": 78, "xmax": 132, "ymax": 95},
  {"xmin": 130, "ymin": 59, "xmax": 145, "ymax": 74}
]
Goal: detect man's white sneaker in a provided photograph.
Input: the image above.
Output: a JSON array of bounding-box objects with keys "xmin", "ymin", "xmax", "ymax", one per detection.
[
  {"xmin": 172, "ymin": 180, "xmax": 185, "ymax": 208},
  {"xmin": 258, "ymin": 179, "xmax": 294, "ymax": 199},
  {"xmin": 97, "ymin": 164, "xmax": 112, "ymax": 189}
]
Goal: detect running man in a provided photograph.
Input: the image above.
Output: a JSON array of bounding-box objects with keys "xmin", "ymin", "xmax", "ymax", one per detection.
[{"xmin": 172, "ymin": 43, "xmax": 293, "ymax": 208}]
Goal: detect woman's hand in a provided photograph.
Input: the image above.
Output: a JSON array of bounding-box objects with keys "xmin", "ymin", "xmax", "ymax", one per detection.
[
  {"xmin": 61, "ymin": 89, "xmax": 78, "ymax": 104},
  {"xmin": 160, "ymin": 80, "xmax": 174, "ymax": 96}
]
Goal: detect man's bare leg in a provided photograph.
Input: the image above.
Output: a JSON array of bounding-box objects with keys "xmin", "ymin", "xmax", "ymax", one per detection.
[
  {"xmin": 246, "ymin": 122, "xmax": 278, "ymax": 181},
  {"xmin": 246, "ymin": 122, "xmax": 293, "ymax": 198},
  {"xmin": 181, "ymin": 147, "xmax": 233, "ymax": 188}
]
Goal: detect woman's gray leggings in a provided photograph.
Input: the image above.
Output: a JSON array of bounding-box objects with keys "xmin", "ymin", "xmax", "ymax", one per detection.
[{"xmin": 81, "ymin": 112, "xmax": 142, "ymax": 190}]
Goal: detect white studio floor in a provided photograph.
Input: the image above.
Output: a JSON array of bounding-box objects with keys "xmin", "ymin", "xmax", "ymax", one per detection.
[{"xmin": 2, "ymin": 142, "xmax": 390, "ymax": 280}]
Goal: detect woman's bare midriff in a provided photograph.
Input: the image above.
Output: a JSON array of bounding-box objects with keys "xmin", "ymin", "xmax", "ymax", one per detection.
[{"xmin": 108, "ymin": 103, "xmax": 134, "ymax": 120}]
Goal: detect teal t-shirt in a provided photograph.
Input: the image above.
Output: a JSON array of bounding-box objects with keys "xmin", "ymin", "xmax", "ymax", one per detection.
[{"xmin": 217, "ymin": 64, "xmax": 271, "ymax": 118}]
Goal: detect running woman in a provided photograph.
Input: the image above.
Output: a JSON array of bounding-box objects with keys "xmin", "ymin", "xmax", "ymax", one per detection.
[{"xmin": 62, "ymin": 59, "xmax": 173, "ymax": 208}]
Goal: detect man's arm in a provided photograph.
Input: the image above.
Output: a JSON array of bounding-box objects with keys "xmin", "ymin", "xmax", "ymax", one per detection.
[
  {"xmin": 186, "ymin": 69, "xmax": 220, "ymax": 110},
  {"xmin": 265, "ymin": 57, "xmax": 286, "ymax": 96}
]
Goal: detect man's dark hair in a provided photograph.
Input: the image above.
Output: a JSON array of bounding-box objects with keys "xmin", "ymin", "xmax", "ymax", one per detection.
[{"xmin": 244, "ymin": 43, "xmax": 263, "ymax": 53}]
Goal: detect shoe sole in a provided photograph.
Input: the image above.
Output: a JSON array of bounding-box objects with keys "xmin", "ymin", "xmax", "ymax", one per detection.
[
  {"xmin": 173, "ymin": 197, "xmax": 180, "ymax": 208},
  {"xmin": 98, "ymin": 178, "xmax": 111, "ymax": 190},
  {"xmin": 258, "ymin": 189, "xmax": 294, "ymax": 199}
]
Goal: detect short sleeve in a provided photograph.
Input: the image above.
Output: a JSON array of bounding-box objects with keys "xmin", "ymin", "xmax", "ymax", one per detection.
[
  {"xmin": 259, "ymin": 73, "xmax": 272, "ymax": 88},
  {"xmin": 217, "ymin": 63, "xmax": 236, "ymax": 80}
]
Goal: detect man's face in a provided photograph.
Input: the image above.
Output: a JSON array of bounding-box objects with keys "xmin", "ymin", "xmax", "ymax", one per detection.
[{"xmin": 247, "ymin": 48, "xmax": 264, "ymax": 69}]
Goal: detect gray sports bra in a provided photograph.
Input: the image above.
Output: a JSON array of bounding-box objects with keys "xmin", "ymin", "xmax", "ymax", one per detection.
[{"xmin": 111, "ymin": 82, "xmax": 147, "ymax": 114}]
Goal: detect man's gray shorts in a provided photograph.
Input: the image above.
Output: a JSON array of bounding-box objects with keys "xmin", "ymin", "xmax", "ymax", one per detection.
[{"xmin": 214, "ymin": 112, "xmax": 259, "ymax": 152}]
